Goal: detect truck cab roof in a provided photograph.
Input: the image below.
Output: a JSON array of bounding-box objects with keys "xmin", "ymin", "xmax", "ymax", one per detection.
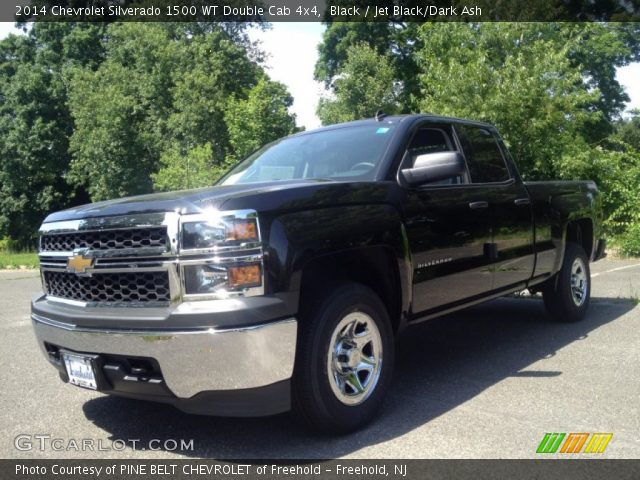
[{"xmin": 296, "ymin": 114, "xmax": 496, "ymax": 138}]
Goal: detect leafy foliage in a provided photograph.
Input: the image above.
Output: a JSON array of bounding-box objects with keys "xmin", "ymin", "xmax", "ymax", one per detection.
[
  {"xmin": 225, "ymin": 77, "xmax": 298, "ymax": 161},
  {"xmin": 600, "ymin": 114, "xmax": 640, "ymax": 234},
  {"xmin": 415, "ymin": 23, "xmax": 601, "ymax": 179},
  {"xmin": 616, "ymin": 109, "xmax": 640, "ymax": 152},
  {"xmin": 68, "ymin": 23, "xmax": 296, "ymax": 198},
  {"xmin": 0, "ymin": 22, "xmax": 297, "ymax": 244},
  {"xmin": 315, "ymin": 22, "xmax": 421, "ymax": 109},
  {"xmin": 0, "ymin": 23, "xmax": 103, "ymax": 246},
  {"xmin": 317, "ymin": 43, "xmax": 398, "ymax": 125},
  {"xmin": 151, "ymin": 143, "xmax": 227, "ymax": 192},
  {"xmin": 412, "ymin": 23, "xmax": 640, "ymax": 232},
  {"xmin": 619, "ymin": 223, "xmax": 640, "ymax": 257},
  {"xmin": 0, "ymin": 236, "xmax": 21, "ymax": 252},
  {"xmin": 151, "ymin": 75, "xmax": 297, "ymax": 192},
  {"xmin": 2, "ymin": 20, "xmax": 639, "ymax": 250}
]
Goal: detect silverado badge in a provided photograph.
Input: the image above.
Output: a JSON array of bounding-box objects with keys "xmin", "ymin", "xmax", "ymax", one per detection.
[{"xmin": 66, "ymin": 253, "xmax": 94, "ymax": 275}]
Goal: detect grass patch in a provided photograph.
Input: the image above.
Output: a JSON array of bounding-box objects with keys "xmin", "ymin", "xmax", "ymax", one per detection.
[{"xmin": 0, "ymin": 251, "xmax": 39, "ymax": 269}]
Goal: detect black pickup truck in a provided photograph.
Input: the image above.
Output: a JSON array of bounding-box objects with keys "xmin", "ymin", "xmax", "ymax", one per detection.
[{"xmin": 31, "ymin": 114, "xmax": 605, "ymax": 432}]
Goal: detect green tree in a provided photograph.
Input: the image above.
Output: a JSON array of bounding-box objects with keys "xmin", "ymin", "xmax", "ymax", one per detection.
[
  {"xmin": 151, "ymin": 143, "xmax": 228, "ymax": 192},
  {"xmin": 0, "ymin": 23, "xmax": 105, "ymax": 246},
  {"xmin": 315, "ymin": 22, "xmax": 421, "ymax": 110},
  {"xmin": 166, "ymin": 27, "xmax": 263, "ymax": 162},
  {"xmin": 615, "ymin": 110, "xmax": 640, "ymax": 152},
  {"xmin": 412, "ymin": 23, "xmax": 640, "ymax": 232},
  {"xmin": 317, "ymin": 43, "xmax": 398, "ymax": 125},
  {"xmin": 603, "ymin": 112, "xmax": 640, "ymax": 235},
  {"xmin": 67, "ymin": 23, "xmax": 179, "ymax": 200},
  {"xmin": 68, "ymin": 23, "xmax": 297, "ymax": 197},
  {"xmin": 315, "ymin": 22, "xmax": 639, "ymax": 123},
  {"xmin": 0, "ymin": 21, "xmax": 294, "ymax": 244},
  {"xmin": 225, "ymin": 77, "xmax": 298, "ymax": 161},
  {"xmin": 415, "ymin": 23, "xmax": 601, "ymax": 179},
  {"xmin": 153, "ymin": 77, "xmax": 297, "ymax": 191},
  {"xmin": 562, "ymin": 24, "xmax": 640, "ymax": 125}
]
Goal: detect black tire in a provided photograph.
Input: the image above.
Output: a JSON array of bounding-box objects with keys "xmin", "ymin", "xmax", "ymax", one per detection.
[
  {"xmin": 293, "ymin": 282, "xmax": 394, "ymax": 434},
  {"xmin": 543, "ymin": 242, "xmax": 591, "ymax": 323}
]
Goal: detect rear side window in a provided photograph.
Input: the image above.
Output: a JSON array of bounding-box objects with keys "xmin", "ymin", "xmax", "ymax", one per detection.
[{"xmin": 456, "ymin": 125, "xmax": 510, "ymax": 183}]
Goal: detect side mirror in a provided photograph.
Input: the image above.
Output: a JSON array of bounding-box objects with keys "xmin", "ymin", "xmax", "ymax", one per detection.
[{"xmin": 400, "ymin": 151, "xmax": 465, "ymax": 186}]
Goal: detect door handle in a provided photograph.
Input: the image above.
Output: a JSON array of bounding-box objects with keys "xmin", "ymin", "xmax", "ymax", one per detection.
[
  {"xmin": 469, "ymin": 201, "xmax": 489, "ymax": 209},
  {"xmin": 514, "ymin": 198, "xmax": 531, "ymax": 206}
]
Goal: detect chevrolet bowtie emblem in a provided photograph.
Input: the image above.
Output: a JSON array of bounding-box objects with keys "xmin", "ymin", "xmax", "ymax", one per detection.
[{"xmin": 67, "ymin": 254, "xmax": 94, "ymax": 275}]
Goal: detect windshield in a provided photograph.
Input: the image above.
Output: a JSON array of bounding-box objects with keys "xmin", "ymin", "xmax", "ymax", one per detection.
[{"xmin": 218, "ymin": 124, "xmax": 397, "ymax": 185}]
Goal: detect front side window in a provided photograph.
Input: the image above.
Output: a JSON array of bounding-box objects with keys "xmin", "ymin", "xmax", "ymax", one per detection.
[
  {"xmin": 404, "ymin": 126, "xmax": 462, "ymax": 185},
  {"xmin": 218, "ymin": 125, "xmax": 397, "ymax": 185},
  {"xmin": 407, "ymin": 128, "xmax": 452, "ymax": 155},
  {"xmin": 456, "ymin": 125, "xmax": 510, "ymax": 183}
]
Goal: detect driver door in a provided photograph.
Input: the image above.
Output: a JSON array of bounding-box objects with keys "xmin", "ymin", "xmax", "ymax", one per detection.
[{"xmin": 401, "ymin": 123, "xmax": 494, "ymax": 315}]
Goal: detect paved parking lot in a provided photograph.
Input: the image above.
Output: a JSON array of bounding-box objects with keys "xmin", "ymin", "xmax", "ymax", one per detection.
[{"xmin": 1, "ymin": 258, "xmax": 639, "ymax": 459}]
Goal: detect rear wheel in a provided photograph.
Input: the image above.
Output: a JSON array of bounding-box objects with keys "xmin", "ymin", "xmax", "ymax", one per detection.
[
  {"xmin": 293, "ymin": 283, "xmax": 394, "ymax": 433},
  {"xmin": 543, "ymin": 242, "xmax": 590, "ymax": 322}
]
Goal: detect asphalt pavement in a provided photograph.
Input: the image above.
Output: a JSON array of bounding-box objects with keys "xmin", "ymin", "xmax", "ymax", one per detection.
[{"xmin": 1, "ymin": 258, "xmax": 639, "ymax": 459}]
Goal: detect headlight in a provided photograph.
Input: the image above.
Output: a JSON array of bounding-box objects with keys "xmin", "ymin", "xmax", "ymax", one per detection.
[
  {"xmin": 183, "ymin": 264, "xmax": 229, "ymax": 295},
  {"xmin": 183, "ymin": 263, "xmax": 262, "ymax": 295},
  {"xmin": 179, "ymin": 210, "xmax": 263, "ymax": 299},
  {"xmin": 182, "ymin": 222, "xmax": 226, "ymax": 249},
  {"xmin": 181, "ymin": 217, "xmax": 258, "ymax": 251}
]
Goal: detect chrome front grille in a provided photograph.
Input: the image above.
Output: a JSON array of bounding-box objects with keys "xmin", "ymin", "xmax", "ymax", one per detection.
[
  {"xmin": 43, "ymin": 271, "xmax": 170, "ymax": 304},
  {"xmin": 38, "ymin": 212, "xmax": 180, "ymax": 307},
  {"xmin": 37, "ymin": 210, "xmax": 263, "ymax": 307},
  {"xmin": 40, "ymin": 227, "xmax": 167, "ymax": 252}
]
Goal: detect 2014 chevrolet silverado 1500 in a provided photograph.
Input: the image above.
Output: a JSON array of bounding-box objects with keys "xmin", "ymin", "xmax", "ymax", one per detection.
[{"xmin": 31, "ymin": 114, "xmax": 605, "ymax": 432}]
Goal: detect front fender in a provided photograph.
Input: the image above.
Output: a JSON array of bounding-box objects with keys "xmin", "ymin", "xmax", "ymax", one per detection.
[{"xmin": 261, "ymin": 204, "xmax": 412, "ymax": 323}]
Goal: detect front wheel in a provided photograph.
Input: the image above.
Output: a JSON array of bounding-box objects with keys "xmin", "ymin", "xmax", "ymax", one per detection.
[
  {"xmin": 293, "ymin": 283, "xmax": 394, "ymax": 433},
  {"xmin": 543, "ymin": 243, "xmax": 591, "ymax": 322}
]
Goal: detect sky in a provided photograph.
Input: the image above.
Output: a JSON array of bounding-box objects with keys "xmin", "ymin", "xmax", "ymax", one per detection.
[
  {"xmin": 0, "ymin": 22, "xmax": 638, "ymax": 130},
  {"xmin": 247, "ymin": 22, "xmax": 326, "ymax": 129}
]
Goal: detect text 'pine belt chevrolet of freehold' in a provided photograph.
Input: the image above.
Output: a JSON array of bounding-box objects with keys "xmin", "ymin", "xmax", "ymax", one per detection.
[{"xmin": 31, "ymin": 114, "xmax": 605, "ymax": 433}]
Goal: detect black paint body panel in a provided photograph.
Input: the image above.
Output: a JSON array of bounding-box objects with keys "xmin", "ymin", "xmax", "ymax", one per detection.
[{"xmin": 38, "ymin": 115, "xmax": 604, "ymax": 329}]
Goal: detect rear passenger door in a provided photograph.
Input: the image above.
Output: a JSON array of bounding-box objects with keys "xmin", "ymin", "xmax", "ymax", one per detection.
[{"xmin": 455, "ymin": 125, "xmax": 534, "ymax": 292}]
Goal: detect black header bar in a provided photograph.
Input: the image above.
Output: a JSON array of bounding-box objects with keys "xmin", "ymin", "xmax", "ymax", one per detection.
[
  {"xmin": 3, "ymin": 459, "xmax": 640, "ymax": 480},
  {"xmin": 6, "ymin": 0, "xmax": 640, "ymax": 23}
]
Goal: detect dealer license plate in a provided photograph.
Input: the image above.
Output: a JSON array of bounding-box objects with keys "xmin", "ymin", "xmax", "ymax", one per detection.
[{"xmin": 62, "ymin": 353, "xmax": 97, "ymax": 390}]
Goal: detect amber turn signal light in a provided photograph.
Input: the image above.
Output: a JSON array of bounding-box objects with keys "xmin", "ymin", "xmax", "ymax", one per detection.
[
  {"xmin": 227, "ymin": 265, "xmax": 261, "ymax": 288},
  {"xmin": 226, "ymin": 219, "xmax": 258, "ymax": 241}
]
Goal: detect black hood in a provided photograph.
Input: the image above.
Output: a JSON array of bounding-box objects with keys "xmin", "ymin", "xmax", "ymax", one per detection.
[{"xmin": 43, "ymin": 180, "xmax": 397, "ymax": 223}]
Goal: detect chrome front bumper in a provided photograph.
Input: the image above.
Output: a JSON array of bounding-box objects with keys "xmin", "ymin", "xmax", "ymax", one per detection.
[{"xmin": 32, "ymin": 313, "xmax": 297, "ymax": 398}]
